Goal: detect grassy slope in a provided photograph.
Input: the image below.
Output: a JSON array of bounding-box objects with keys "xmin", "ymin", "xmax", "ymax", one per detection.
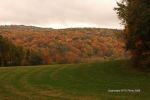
[{"xmin": 0, "ymin": 60, "xmax": 149, "ymax": 100}]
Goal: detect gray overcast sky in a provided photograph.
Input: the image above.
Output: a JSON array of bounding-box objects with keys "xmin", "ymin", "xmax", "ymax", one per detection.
[{"xmin": 0, "ymin": 0, "xmax": 122, "ymax": 29}]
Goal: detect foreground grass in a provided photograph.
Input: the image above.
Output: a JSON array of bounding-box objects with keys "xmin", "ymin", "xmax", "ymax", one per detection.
[{"xmin": 0, "ymin": 60, "xmax": 149, "ymax": 100}]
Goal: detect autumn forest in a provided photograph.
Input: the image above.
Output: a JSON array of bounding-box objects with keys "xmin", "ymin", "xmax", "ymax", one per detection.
[{"xmin": 0, "ymin": 25, "xmax": 127, "ymax": 66}]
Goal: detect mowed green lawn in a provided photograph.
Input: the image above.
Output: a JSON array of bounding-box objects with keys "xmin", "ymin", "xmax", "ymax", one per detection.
[{"xmin": 0, "ymin": 60, "xmax": 149, "ymax": 100}]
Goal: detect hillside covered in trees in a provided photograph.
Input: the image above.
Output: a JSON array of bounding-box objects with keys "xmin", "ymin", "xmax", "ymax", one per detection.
[{"xmin": 0, "ymin": 25, "xmax": 127, "ymax": 66}]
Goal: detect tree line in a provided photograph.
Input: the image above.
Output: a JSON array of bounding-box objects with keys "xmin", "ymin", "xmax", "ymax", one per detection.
[
  {"xmin": 0, "ymin": 35, "xmax": 45, "ymax": 66},
  {"xmin": 0, "ymin": 26, "xmax": 126, "ymax": 66}
]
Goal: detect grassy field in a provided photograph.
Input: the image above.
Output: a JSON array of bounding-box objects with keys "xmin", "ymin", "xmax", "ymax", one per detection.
[{"xmin": 0, "ymin": 60, "xmax": 149, "ymax": 100}]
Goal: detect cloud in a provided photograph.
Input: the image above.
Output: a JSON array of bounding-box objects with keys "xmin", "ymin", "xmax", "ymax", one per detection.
[{"xmin": 0, "ymin": 0, "xmax": 122, "ymax": 29}]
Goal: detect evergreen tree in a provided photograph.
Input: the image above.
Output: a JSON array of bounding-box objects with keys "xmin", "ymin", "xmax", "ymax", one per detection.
[{"xmin": 115, "ymin": 0, "xmax": 150, "ymax": 69}]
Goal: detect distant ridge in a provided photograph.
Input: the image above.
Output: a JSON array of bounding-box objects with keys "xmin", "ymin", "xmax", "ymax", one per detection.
[{"xmin": 0, "ymin": 25, "xmax": 125, "ymax": 64}]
